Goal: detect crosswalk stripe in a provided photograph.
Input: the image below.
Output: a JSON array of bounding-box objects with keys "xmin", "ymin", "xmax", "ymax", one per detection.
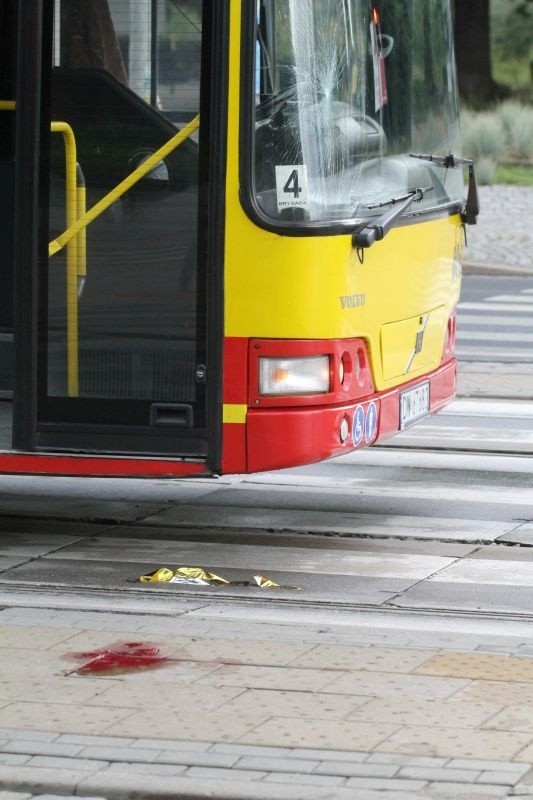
[
  {"xmin": 458, "ymin": 330, "xmax": 533, "ymax": 342},
  {"xmin": 340, "ymin": 479, "xmax": 533, "ymax": 506},
  {"xmin": 458, "ymin": 302, "xmax": 533, "ymax": 312},
  {"xmin": 248, "ymin": 456, "xmax": 533, "ymax": 506},
  {"xmin": 459, "ymin": 314, "xmax": 533, "ymax": 327},
  {"xmin": 486, "ymin": 294, "xmax": 533, "ymax": 303},
  {"xmin": 431, "ymin": 558, "xmax": 533, "ymax": 586},
  {"xmin": 456, "ymin": 345, "xmax": 533, "ymax": 359},
  {"xmin": 457, "ymin": 287, "xmax": 533, "ymax": 361},
  {"xmin": 444, "ymin": 399, "xmax": 533, "ymax": 417},
  {"xmin": 342, "ymin": 447, "xmax": 533, "ymax": 472},
  {"xmin": 386, "ymin": 427, "xmax": 533, "ymax": 451}
]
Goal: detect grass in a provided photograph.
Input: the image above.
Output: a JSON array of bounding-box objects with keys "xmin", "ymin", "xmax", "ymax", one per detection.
[{"xmin": 494, "ymin": 163, "xmax": 533, "ymax": 186}]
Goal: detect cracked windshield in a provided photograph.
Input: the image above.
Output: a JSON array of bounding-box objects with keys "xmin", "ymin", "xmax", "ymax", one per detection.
[{"xmin": 254, "ymin": 0, "xmax": 464, "ymax": 223}]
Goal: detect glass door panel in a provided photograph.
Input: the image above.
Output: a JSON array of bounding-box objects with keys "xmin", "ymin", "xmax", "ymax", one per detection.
[{"xmin": 40, "ymin": 0, "xmax": 207, "ymax": 454}]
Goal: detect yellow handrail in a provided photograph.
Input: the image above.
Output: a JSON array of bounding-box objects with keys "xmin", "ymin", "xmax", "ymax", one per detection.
[
  {"xmin": 49, "ymin": 114, "xmax": 200, "ymax": 257},
  {"xmin": 50, "ymin": 121, "xmax": 80, "ymax": 397},
  {"xmin": 76, "ymin": 164, "xmax": 87, "ymax": 283},
  {"xmin": 1, "ymin": 101, "xmax": 85, "ymax": 394}
]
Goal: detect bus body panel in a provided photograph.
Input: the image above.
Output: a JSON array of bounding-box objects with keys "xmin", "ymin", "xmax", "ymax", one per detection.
[
  {"xmin": 217, "ymin": 0, "xmax": 462, "ymax": 474},
  {"xmin": 224, "ymin": 208, "xmax": 463, "ymax": 390}
]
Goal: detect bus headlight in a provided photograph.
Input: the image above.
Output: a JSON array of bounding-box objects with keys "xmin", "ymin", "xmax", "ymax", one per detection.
[{"xmin": 259, "ymin": 356, "xmax": 330, "ymax": 396}]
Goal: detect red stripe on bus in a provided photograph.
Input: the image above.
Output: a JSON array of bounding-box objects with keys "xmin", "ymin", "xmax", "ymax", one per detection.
[{"xmin": 0, "ymin": 454, "xmax": 208, "ymax": 478}]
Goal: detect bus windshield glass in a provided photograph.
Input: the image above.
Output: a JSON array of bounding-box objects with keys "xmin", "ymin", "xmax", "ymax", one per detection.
[{"xmin": 251, "ymin": 0, "xmax": 463, "ymax": 225}]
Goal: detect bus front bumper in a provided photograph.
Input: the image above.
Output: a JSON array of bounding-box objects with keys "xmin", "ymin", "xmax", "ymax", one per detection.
[{"xmin": 246, "ymin": 358, "xmax": 456, "ymax": 473}]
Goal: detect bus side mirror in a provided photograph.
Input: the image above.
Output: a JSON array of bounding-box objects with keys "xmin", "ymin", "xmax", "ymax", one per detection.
[{"xmin": 462, "ymin": 162, "xmax": 479, "ymax": 225}]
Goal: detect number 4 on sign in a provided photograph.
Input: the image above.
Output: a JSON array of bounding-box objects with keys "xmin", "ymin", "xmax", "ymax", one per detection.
[
  {"xmin": 275, "ymin": 165, "xmax": 309, "ymax": 212},
  {"xmin": 284, "ymin": 169, "xmax": 302, "ymax": 198}
]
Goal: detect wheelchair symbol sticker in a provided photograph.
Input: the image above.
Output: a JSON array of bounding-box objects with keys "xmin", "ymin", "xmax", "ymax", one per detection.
[
  {"xmin": 365, "ymin": 401, "xmax": 378, "ymax": 443},
  {"xmin": 353, "ymin": 405, "xmax": 365, "ymax": 447}
]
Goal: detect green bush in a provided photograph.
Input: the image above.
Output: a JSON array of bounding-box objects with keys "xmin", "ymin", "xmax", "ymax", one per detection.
[
  {"xmin": 497, "ymin": 101, "xmax": 533, "ymax": 160},
  {"xmin": 461, "ymin": 112, "xmax": 507, "ymax": 162},
  {"xmin": 475, "ymin": 157, "xmax": 498, "ymax": 185}
]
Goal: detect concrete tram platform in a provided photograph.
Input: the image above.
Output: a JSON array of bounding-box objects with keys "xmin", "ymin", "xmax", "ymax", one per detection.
[{"xmin": 1, "ymin": 506, "xmax": 533, "ymax": 800}]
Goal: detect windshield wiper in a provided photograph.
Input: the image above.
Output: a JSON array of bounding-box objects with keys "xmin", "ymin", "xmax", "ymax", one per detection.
[
  {"xmin": 410, "ymin": 152, "xmax": 479, "ymax": 225},
  {"xmin": 352, "ymin": 186, "xmax": 433, "ymax": 249}
]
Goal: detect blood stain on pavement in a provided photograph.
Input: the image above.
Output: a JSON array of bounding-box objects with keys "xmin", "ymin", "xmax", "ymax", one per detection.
[{"xmin": 66, "ymin": 641, "xmax": 172, "ymax": 675}]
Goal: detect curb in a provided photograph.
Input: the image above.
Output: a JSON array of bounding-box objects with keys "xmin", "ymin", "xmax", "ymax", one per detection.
[
  {"xmin": 0, "ymin": 766, "xmax": 399, "ymax": 800},
  {"xmin": 0, "ymin": 735, "xmax": 528, "ymax": 799},
  {"xmin": 463, "ymin": 260, "xmax": 533, "ymax": 277}
]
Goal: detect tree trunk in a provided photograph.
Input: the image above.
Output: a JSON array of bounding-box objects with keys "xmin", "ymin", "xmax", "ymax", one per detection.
[{"xmin": 454, "ymin": 0, "xmax": 506, "ymax": 105}]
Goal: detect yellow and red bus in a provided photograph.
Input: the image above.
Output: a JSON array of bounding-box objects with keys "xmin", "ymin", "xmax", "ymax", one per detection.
[{"xmin": 0, "ymin": 0, "xmax": 476, "ymax": 478}]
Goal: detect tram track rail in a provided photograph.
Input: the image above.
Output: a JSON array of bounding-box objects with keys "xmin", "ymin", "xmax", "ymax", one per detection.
[{"xmin": 2, "ymin": 581, "xmax": 533, "ymax": 628}]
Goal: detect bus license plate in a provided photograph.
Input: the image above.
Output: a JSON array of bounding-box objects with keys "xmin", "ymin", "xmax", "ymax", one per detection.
[{"xmin": 399, "ymin": 382, "xmax": 430, "ymax": 429}]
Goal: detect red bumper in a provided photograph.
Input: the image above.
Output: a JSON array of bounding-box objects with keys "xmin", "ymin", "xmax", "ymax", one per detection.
[{"xmin": 246, "ymin": 358, "xmax": 456, "ymax": 472}]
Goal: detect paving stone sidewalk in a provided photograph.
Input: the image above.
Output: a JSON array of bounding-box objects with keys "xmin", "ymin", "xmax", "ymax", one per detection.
[
  {"xmin": 464, "ymin": 185, "xmax": 533, "ymax": 273},
  {"xmin": 2, "ymin": 600, "xmax": 533, "ymax": 799}
]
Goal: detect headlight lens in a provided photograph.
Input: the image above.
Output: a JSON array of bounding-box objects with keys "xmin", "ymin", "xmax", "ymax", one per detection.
[{"xmin": 259, "ymin": 356, "xmax": 330, "ymax": 395}]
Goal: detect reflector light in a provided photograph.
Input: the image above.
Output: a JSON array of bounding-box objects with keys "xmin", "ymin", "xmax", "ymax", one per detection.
[
  {"xmin": 339, "ymin": 416, "xmax": 350, "ymax": 443},
  {"xmin": 259, "ymin": 356, "xmax": 330, "ymax": 396},
  {"xmin": 355, "ymin": 347, "xmax": 366, "ymax": 385},
  {"xmin": 339, "ymin": 357, "xmax": 345, "ymax": 385}
]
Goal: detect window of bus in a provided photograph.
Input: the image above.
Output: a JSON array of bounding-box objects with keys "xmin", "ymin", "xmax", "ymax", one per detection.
[
  {"xmin": 250, "ymin": 0, "xmax": 464, "ymax": 227},
  {"xmin": 46, "ymin": 0, "xmax": 203, "ymax": 406}
]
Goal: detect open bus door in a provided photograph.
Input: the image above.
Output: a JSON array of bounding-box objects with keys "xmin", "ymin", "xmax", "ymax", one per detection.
[
  {"xmin": 0, "ymin": 3, "xmax": 16, "ymax": 394},
  {"xmin": 1, "ymin": 0, "xmax": 226, "ymax": 475}
]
